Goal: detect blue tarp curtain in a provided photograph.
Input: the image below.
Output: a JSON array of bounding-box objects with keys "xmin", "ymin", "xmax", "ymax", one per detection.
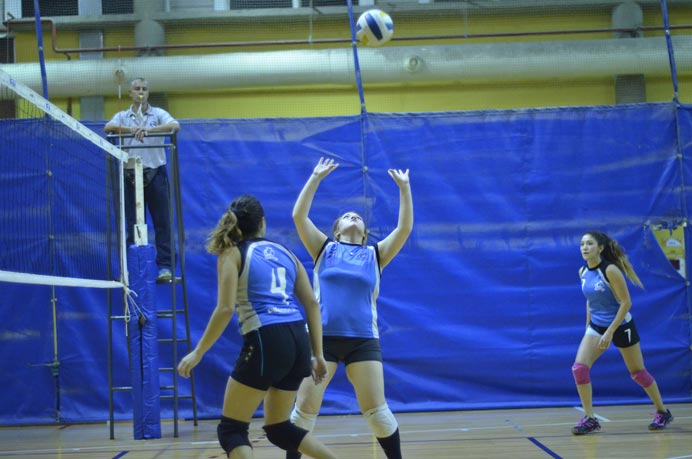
[{"xmin": 0, "ymin": 103, "xmax": 690, "ymax": 424}]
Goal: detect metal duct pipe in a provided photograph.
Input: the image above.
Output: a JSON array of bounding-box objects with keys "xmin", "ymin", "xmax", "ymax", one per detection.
[{"xmin": 1, "ymin": 36, "xmax": 690, "ymax": 98}]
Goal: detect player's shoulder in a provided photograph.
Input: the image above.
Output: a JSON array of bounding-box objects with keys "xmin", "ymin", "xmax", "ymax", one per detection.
[
  {"xmin": 603, "ymin": 261, "xmax": 623, "ymax": 278},
  {"xmin": 253, "ymin": 238, "xmax": 297, "ymax": 258}
]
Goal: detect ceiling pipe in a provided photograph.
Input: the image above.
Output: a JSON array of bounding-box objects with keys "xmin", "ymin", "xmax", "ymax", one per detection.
[
  {"xmin": 3, "ymin": 1, "xmax": 690, "ymax": 32},
  {"xmin": 1, "ymin": 35, "xmax": 691, "ymax": 98},
  {"xmin": 6, "ymin": 17, "xmax": 692, "ymax": 59},
  {"xmin": 6, "ymin": 17, "xmax": 692, "ymax": 64}
]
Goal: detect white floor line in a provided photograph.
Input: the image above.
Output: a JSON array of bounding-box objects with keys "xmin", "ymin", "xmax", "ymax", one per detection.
[
  {"xmin": 3, "ymin": 413, "xmax": 692, "ymax": 456},
  {"xmin": 573, "ymin": 406, "xmax": 611, "ymax": 422}
]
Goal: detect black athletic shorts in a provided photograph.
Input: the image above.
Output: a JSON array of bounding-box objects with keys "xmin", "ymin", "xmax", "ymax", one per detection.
[
  {"xmin": 231, "ymin": 320, "xmax": 312, "ymax": 391},
  {"xmin": 589, "ymin": 318, "xmax": 641, "ymax": 348},
  {"xmin": 323, "ymin": 336, "xmax": 382, "ymax": 364}
]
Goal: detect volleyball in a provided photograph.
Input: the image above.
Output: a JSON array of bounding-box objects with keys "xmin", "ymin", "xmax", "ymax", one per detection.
[{"xmin": 355, "ymin": 9, "xmax": 394, "ymax": 47}]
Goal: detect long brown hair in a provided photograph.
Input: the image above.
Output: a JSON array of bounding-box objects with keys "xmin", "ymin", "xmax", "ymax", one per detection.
[
  {"xmin": 206, "ymin": 195, "xmax": 264, "ymax": 254},
  {"xmin": 584, "ymin": 230, "xmax": 643, "ymax": 288}
]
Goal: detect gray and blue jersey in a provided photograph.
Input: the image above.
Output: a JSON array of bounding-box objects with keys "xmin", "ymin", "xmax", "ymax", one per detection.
[
  {"xmin": 313, "ymin": 240, "xmax": 381, "ymax": 339},
  {"xmin": 580, "ymin": 261, "xmax": 630, "ymax": 327},
  {"xmin": 235, "ymin": 238, "xmax": 305, "ymax": 335}
]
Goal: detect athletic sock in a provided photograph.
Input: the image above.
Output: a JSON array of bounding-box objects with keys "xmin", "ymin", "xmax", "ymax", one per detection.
[{"xmin": 376, "ymin": 428, "xmax": 402, "ymax": 459}]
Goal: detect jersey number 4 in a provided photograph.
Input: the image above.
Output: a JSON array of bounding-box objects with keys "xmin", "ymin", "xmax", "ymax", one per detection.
[{"xmin": 271, "ymin": 267, "xmax": 289, "ymax": 303}]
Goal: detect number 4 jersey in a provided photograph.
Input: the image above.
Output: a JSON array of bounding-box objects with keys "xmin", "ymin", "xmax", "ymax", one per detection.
[{"xmin": 235, "ymin": 238, "xmax": 305, "ymax": 335}]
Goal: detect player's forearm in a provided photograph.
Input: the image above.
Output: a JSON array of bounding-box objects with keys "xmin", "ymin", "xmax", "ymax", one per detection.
[
  {"xmin": 292, "ymin": 174, "xmax": 321, "ymax": 220},
  {"xmin": 193, "ymin": 304, "xmax": 234, "ymax": 355},
  {"xmin": 304, "ymin": 306, "xmax": 325, "ymax": 359},
  {"xmin": 397, "ymin": 185, "xmax": 414, "ymax": 233},
  {"xmin": 606, "ymin": 301, "xmax": 631, "ymax": 334}
]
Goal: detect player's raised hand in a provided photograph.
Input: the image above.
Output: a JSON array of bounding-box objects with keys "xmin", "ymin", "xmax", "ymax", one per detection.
[
  {"xmin": 388, "ymin": 168, "xmax": 410, "ymax": 188},
  {"xmin": 313, "ymin": 157, "xmax": 339, "ymax": 180}
]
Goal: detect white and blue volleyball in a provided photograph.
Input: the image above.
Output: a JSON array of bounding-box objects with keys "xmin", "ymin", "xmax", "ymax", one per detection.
[{"xmin": 355, "ymin": 9, "xmax": 394, "ymax": 47}]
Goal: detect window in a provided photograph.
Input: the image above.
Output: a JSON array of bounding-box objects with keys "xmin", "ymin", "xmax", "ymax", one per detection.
[
  {"xmin": 0, "ymin": 37, "xmax": 16, "ymax": 118},
  {"xmin": 0, "ymin": 37, "xmax": 14, "ymax": 63},
  {"xmin": 231, "ymin": 0, "xmax": 292, "ymax": 8},
  {"xmin": 103, "ymin": 0, "xmax": 133, "ymax": 14},
  {"xmin": 22, "ymin": 0, "xmax": 78, "ymax": 17}
]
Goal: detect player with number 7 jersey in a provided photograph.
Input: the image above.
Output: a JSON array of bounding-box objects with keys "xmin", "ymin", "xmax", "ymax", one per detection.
[{"xmin": 570, "ymin": 230, "xmax": 673, "ymax": 435}]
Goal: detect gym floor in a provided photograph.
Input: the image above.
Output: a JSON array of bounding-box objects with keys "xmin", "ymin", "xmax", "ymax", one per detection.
[{"xmin": 1, "ymin": 403, "xmax": 690, "ymax": 459}]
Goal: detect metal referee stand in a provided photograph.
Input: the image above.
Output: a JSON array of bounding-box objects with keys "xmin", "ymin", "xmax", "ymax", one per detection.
[{"xmin": 106, "ymin": 131, "xmax": 197, "ymax": 439}]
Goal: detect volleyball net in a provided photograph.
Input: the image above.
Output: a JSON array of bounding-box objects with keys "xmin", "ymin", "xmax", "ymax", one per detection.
[{"xmin": 0, "ymin": 69, "xmax": 129, "ymax": 289}]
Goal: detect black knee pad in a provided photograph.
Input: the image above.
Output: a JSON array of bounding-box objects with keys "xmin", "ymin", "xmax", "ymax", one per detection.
[
  {"xmin": 263, "ymin": 420, "xmax": 309, "ymax": 451},
  {"xmin": 217, "ymin": 416, "xmax": 251, "ymax": 455}
]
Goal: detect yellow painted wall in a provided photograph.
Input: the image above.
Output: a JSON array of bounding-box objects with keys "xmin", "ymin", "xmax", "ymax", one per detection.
[{"xmin": 8, "ymin": 6, "xmax": 692, "ymax": 119}]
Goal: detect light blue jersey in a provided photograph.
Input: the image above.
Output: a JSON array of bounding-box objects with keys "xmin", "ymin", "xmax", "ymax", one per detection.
[
  {"xmin": 235, "ymin": 239, "xmax": 305, "ymax": 335},
  {"xmin": 313, "ymin": 241, "xmax": 381, "ymax": 338},
  {"xmin": 580, "ymin": 261, "xmax": 629, "ymax": 327}
]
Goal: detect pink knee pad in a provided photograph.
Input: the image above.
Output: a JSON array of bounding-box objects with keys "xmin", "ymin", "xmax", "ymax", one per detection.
[
  {"xmin": 631, "ymin": 369, "xmax": 655, "ymax": 388},
  {"xmin": 572, "ymin": 362, "xmax": 591, "ymax": 385}
]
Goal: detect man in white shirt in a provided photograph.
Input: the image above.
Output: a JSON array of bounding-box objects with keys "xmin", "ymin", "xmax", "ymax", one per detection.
[{"xmin": 105, "ymin": 77, "xmax": 180, "ymax": 282}]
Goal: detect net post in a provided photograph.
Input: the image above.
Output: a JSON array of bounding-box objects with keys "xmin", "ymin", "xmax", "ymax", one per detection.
[{"xmin": 129, "ymin": 156, "xmax": 148, "ymax": 246}]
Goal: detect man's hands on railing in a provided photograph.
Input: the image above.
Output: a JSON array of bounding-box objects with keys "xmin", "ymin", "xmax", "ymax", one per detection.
[{"xmin": 106, "ymin": 129, "xmax": 176, "ymax": 144}]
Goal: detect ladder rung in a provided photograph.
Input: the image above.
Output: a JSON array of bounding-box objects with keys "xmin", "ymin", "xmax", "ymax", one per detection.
[
  {"xmin": 157, "ymin": 309, "xmax": 186, "ymax": 317},
  {"xmin": 111, "ymin": 386, "xmax": 132, "ymax": 392},
  {"xmin": 158, "ymin": 338, "xmax": 189, "ymax": 344},
  {"xmin": 156, "ymin": 276, "xmax": 183, "ymax": 284},
  {"xmin": 159, "ymin": 367, "xmax": 175, "ymax": 372},
  {"xmin": 161, "ymin": 394, "xmax": 194, "ymax": 400}
]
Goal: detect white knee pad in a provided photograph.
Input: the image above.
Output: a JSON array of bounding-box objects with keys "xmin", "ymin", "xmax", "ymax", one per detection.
[
  {"xmin": 290, "ymin": 405, "xmax": 317, "ymax": 432},
  {"xmin": 364, "ymin": 404, "xmax": 398, "ymax": 438}
]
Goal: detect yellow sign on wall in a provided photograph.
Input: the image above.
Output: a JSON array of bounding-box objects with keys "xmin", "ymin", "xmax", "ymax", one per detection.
[{"xmin": 653, "ymin": 226, "xmax": 685, "ymax": 260}]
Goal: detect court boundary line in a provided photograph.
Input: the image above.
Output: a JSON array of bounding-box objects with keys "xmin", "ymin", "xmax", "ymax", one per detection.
[{"xmin": 2, "ymin": 414, "xmax": 690, "ymax": 456}]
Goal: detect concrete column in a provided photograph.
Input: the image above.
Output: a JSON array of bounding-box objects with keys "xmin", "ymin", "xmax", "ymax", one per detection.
[
  {"xmin": 132, "ymin": 0, "xmax": 168, "ymax": 110},
  {"xmin": 77, "ymin": 0, "xmax": 105, "ymax": 120},
  {"xmin": 612, "ymin": 1, "xmax": 646, "ymax": 104},
  {"xmin": 134, "ymin": 0, "xmax": 165, "ymax": 57}
]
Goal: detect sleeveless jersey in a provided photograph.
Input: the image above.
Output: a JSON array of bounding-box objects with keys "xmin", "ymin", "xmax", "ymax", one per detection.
[
  {"xmin": 313, "ymin": 240, "xmax": 381, "ymax": 338},
  {"xmin": 580, "ymin": 261, "xmax": 630, "ymax": 327},
  {"xmin": 235, "ymin": 238, "xmax": 305, "ymax": 335}
]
